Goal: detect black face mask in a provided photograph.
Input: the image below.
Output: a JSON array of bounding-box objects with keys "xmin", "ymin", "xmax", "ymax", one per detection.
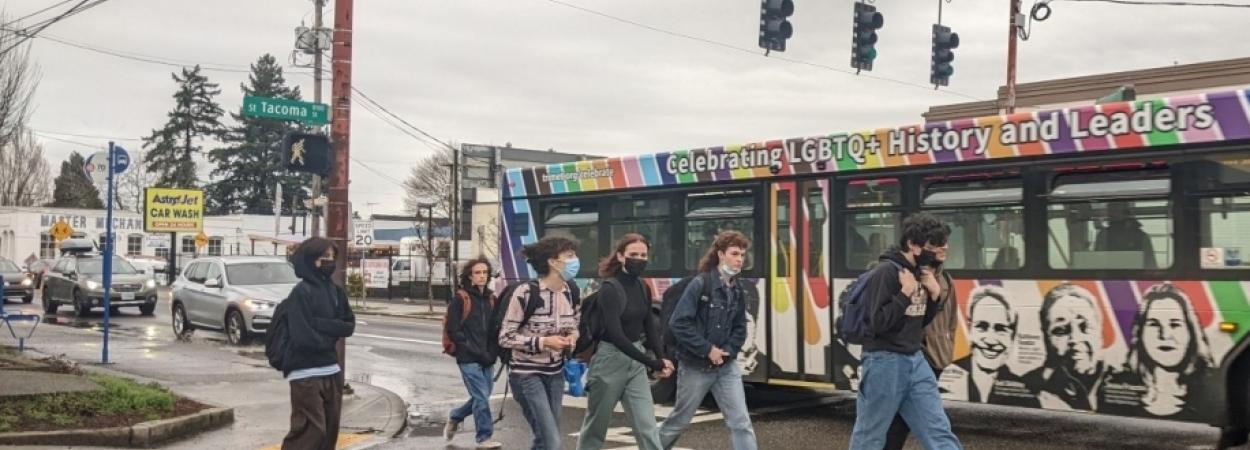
[
  {"xmin": 317, "ymin": 262, "xmax": 337, "ymax": 277},
  {"xmin": 623, "ymin": 257, "xmax": 648, "ymax": 275},
  {"xmin": 916, "ymin": 249, "xmax": 939, "ymax": 269}
]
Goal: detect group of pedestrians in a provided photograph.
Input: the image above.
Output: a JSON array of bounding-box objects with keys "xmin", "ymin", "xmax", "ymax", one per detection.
[
  {"xmin": 270, "ymin": 213, "xmax": 969, "ymax": 450},
  {"xmin": 443, "ymin": 231, "xmax": 760, "ymax": 450}
]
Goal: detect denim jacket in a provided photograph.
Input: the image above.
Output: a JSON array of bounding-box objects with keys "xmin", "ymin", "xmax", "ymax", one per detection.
[{"xmin": 668, "ymin": 271, "xmax": 748, "ymax": 368}]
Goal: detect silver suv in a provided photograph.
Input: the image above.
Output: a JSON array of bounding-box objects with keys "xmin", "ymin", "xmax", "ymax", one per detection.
[{"xmin": 170, "ymin": 256, "xmax": 298, "ymax": 345}]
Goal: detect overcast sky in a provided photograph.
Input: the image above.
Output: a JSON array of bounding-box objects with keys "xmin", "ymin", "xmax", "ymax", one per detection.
[{"xmin": 9, "ymin": 0, "xmax": 1250, "ymax": 214}]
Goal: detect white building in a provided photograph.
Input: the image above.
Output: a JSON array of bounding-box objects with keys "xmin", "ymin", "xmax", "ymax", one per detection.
[{"xmin": 0, "ymin": 206, "xmax": 320, "ymax": 266}]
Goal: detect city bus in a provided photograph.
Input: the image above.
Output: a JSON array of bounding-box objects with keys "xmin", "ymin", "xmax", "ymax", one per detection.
[{"xmin": 498, "ymin": 87, "xmax": 1250, "ymax": 428}]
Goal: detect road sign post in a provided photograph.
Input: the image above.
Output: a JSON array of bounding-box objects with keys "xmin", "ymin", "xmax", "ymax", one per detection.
[{"xmin": 242, "ymin": 95, "xmax": 329, "ymax": 125}]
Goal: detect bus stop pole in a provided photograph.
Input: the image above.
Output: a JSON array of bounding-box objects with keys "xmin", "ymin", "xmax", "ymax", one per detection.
[{"xmin": 102, "ymin": 142, "xmax": 115, "ymax": 364}]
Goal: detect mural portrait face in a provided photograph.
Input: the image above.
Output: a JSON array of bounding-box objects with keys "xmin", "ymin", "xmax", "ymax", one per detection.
[
  {"xmin": 1141, "ymin": 296, "xmax": 1191, "ymax": 370},
  {"xmin": 970, "ymin": 294, "xmax": 1015, "ymax": 372},
  {"xmin": 1044, "ymin": 289, "xmax": 1102, "ymax": 376}
]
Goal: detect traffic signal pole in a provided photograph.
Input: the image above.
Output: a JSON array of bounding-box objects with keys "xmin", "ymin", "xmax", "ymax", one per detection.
[
  {"xmin": 1006, "ymin": 0, "xmax": 1020, "ymax": 113},
  {"xmin": 329, "ymin": 0, "xmax": 354, "ymax": 391}
]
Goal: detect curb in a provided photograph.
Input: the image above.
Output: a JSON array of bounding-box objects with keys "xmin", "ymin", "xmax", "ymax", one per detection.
[
  {"xmin": 355, "ymin": 310, "xmax": 442, "ymax": 321},
  {"xmin": 343, "ymin": 382, "xmax": 409, "ymax": 450},
  {"xmin": 0, "ymin": 407, "xmax": 234, "ymax": 448}
]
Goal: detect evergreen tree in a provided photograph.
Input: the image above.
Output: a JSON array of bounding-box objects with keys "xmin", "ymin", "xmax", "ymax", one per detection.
[
  {"xmin": 206, "ymin": 54, "xmax": 311, "ymax": 215},
  {"xmin": 143, "ymin": 65, "xmax": 224, "ymax": 189},
  {"xmin": 50, "ymin": 152, "xmax": 104, "ymax": 209}
]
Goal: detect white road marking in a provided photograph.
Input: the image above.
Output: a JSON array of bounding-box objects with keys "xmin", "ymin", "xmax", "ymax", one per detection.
[{"xmin": 352, "ymin": 332, "xmax": 441, "ymax": 346}]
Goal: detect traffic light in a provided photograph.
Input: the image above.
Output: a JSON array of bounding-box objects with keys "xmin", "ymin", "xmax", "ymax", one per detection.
[
  {"xmin": 759, "ymin": 0, "xmax": 794, "ymax": 53},
  {"xmin": 931, "ymin": 24, "xmax": 959, "ymax": 87},
  {"xmin": 283, "ymin": 132, "xmax": 332, "ymax": 176},
  {"xmin": 851, "ymin": 2, "xmax": 884, "ymax": 72}
]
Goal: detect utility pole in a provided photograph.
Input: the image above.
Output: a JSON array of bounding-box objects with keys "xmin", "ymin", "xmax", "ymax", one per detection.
[
  {"xmin": 1005, "ymin": 0, "xmax": 1020, "ymax": 114},
  {"xmin": 310, "ymin": 0, "xmax": 326, "ymax": 237},
  {"xmin": 329, "ymin": 0, "xmax": 354, "ymax": 394}
]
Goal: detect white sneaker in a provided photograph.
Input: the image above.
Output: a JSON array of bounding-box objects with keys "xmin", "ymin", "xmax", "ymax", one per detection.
[
  {"xmin": 476, "ymin": 441, "xmax": 503, "ymax": 449},
  {"xmin": 443, "ymin": 414, "xmax": 461, "ymax": 441}
]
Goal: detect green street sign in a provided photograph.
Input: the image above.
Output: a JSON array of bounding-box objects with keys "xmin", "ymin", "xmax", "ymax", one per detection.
[{"xmin": 242, "ymin": 95, "xmax": 329, "ymax": 125}]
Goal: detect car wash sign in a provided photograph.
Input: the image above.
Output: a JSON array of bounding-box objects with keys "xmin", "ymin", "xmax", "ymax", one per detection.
[{"xmin": 143, "ymin": 188, "xmax": 204, "ymax": 232}]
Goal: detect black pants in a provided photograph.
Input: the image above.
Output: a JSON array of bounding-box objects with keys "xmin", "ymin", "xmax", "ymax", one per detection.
[
  {"xmin": 282, "ymin": 373, "xmax": 343, "ymax": 450},
  {"xmin": 883, "ymin": 366, "xmax": 945, "ymax": 450}
]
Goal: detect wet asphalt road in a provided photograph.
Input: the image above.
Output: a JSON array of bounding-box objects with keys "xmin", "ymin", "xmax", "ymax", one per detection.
[{"xmin": 6, "ymin": 292, "xmax": 1245, "ymax": 450}]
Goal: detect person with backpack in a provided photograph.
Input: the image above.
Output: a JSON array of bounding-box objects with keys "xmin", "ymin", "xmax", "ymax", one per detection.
[
  {"xmin": 575, "ymin": 233, "xmax": 673, "ymax": 450},
  {"xmin": 274, "ymin": 237, "xmax": 356, "ymax": 450},
  {"xmin": 658, "ymin": 231, "xmax": 758, "ymax": 450},
  {"xmin": 498, "ymin": 236, "xmax": 582, "ymax": 450},
  {"xmin": 883, "ymin": 226, "xmax": 957, "ymax": 450},
  {"xmin": 443, "ymin": 256, "xmax": 503, "ymax": 449},
  {"xmin": 847, "ymin": 213, "xmax": 962, "ymax": 450}
]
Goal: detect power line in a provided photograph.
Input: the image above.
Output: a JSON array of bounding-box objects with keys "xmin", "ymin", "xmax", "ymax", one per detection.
[
  {"xmin": 32, "ymin": 131, "xmax": 104, "ymax": 149},
  {"xmin": 1060, "ymin": 0, "xmax": 1250, "ymax": 7},
  {"xmin": 4, "ymin": 0, "xmax": 77, "ymax": 27},
  {"xmin": 0, "ymin": 0, "xmax": 108, "ymax": 57},
  {"xmin": 539, "ymin": 0, "xmax": 983, "ymax": 101},
  {"xmin": 29, "ymin": 127, "xmax": 143, "ymax": 142}
]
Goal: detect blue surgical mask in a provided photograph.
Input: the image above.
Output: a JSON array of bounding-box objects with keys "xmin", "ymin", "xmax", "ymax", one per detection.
[
  {"xmin": 560, "ymin": 257, "xmax": 580, "ymax": 281},
  {"xmin": 720, "ymin": 264, "xmax": 740, "ymax": 277}
]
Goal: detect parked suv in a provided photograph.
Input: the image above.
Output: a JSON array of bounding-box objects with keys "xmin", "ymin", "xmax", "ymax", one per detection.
[
  {"xmin": 1, "ymin": 258, "xmax": 34, "ymax": 303},
  {"xmin": 42, "ymin": 239, "xmax": 159, "ymax": 316},
  {"xmin": 170, "ymin": 256, "xmax": 298, "ymax": 345}
]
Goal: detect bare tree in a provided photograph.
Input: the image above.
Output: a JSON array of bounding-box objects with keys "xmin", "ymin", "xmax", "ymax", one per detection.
[
  {"xmin": 402, "ymin": 147, "xmax": 454, "ymax": 220},
  {"xmin": 0, "ymin": 18, "xmax": 39, "ymax": 150},
  {"xmin": 115, "ymin": 149, "xmax": 154, "ymax": 211},
  {"xmin": 0, "ymin": 129, "xmax": 52, "ymax": 206}
]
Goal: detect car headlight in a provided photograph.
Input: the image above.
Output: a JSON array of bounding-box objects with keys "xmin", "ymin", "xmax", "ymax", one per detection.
[
  {"xmin": 243, "ymin": 299, "xmax": 276, "ymax": 310},
  {"xmin": 20, "ymin": 278, "xmax": 32, "ymax": 287},
  {"xmin": 145, "ymin": 279, "xmax": 157, "ymax": 289},
  {"xmin": 85, "ymin": 280, "xmax": 101, "ymax": 290}
]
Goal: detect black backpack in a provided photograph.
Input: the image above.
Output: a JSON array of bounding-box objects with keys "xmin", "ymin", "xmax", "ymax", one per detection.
[
  {"xmin": 265, "ymin": 297, "xmax": 293, "ymax": 372},
  {"xmin": 657, "ymin": 272, "xmax": 714, "ymax": 358},
  {"xmin": 492, "ymin": 280, "xmax": 581, "ymax": 367},
  {"xmin": 573, "ymin": 278, "xmax": 653, "ymax": 362}
]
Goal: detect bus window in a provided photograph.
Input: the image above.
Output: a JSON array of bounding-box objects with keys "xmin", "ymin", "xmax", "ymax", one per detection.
[
  {"xmin": 685, "ymin": 190, "xmax": 755, "ymax": 271},
  {"xmin": 846, "ymin": 178, "xmax": 900, "ymax": 208},
  {"xmin": 1047, "ymin": 172, "xmax": 1172, "ymax": 270},
  {"xmin": 610, "ymin": 197, "xmax": 672, "ymax": 271},
  {"xmin": 1200, "ymin": 196, "xmax": 1250, "ymax": 269},
  {"xmin": 543, "ymin": 201, "xmax": 599, "ymax": 277},
  {"xmin": 924, "ymin": 178, "xmax": 1024, "ymax": 270},
  {"xmin": 846, "ymin": 212, "xmax": 899, "ymax": 270}
]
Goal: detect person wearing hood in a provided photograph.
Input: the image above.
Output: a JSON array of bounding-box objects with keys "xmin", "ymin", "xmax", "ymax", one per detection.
[
  {"xmin": 848, "ymin": 213, "xmax": 962, "ymax": 450},
  {"xmin": 280, "ymin": 237, "xmax": 356, "ymax": 450},
  {"xmin": 659, "ymin": 231, "xmax": 758, "ymax": 450},
  {"xmin": 1094, "ymin": 202, "xmax": 1156, "ymax": 269},
  {"xmin": 444, "ymin": 256, "xmax": 504, "ymax": 449}
]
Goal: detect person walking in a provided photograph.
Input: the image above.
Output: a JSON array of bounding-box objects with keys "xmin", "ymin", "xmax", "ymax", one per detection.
[
  {"xmin": 279, "ymin": 237, "xmax": 356, "ymax": 450},
  {"xmin": 848, "ymin": 213, "xmax": 962, "ymax": 450},
  {"xmin": 576, "ymin": 234, "xmax": 673, "ymax": 450},
  {"xmin": 499, "ymin": 236, "xmax": 582, "ymax": 450},
  {"xmin": 444, "ymin": 256, "xmax": 504, "ymax": 449},
  {"xmin": 884, "ymin": 229, "xmax": 956, "ymax": 450},
  {"xmin": 658, "ymin": 230, "xmax": 758, "ymax": 450}
]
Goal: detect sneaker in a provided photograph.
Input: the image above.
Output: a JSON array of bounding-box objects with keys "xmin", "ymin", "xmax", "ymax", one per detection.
[
  {"xmin": 476, "ymin": 441, "xmax": 503, "ymax": 449},
  {"xmin": 443, "ymin": 414, "xmax": 461, "ymax": 441}
]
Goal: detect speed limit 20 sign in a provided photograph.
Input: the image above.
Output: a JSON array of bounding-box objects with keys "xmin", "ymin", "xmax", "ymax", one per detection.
[{"xmin": 353, "ymin": 220, "xmax": 374, "ymax": 247}]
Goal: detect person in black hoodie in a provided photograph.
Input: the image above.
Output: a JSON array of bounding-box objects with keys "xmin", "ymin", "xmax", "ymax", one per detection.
[
  {"xmin": 444, "ymin": 256, "xmax": 503, "ymax": 449},
  {"xmin": 280, "ymin": 237, "xmax": 356, "ymax": 450},
  {"xmin": 848, "ymin": 213, "xmax": 962, "ymax": 450}
]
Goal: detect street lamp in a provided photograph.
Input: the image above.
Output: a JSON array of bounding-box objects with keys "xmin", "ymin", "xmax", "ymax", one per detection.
[{"xmin": 416, "ymin": 202, "xmax": 435, "ymax": 312}]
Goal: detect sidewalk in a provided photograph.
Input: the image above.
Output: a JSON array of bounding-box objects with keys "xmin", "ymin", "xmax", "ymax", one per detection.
[
  {"xmin": 350, "ymin": 297, "xmax": 445, "ymax": 321},
  {"xmin": 2, "ymin": 314, "xmax": 406, "ymax": 450}
]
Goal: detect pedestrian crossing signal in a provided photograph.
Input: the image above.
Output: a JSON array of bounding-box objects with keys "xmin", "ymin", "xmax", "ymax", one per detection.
[{"xmin": 283, "ymin": 132, "xmax": 332, "ymax": 176}]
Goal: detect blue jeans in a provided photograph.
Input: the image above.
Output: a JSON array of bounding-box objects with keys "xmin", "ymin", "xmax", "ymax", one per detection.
[
  {"xmin": 450, "ymin": 362, "xmax": 494, "ymax": 443},
  {"xmin": 510, "ymin": 372, "xmax": 565, "ymax": 450},
  {"xmin": 850, "ymin": 351, "xmax": 963, "ymax": 450},
  {"xmin": 659, "ymin": 362, "xmax": 757, "ymax": 450}
]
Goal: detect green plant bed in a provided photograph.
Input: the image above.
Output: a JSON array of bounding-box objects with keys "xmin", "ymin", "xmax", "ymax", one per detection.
[{"xmin": 0, "ymin": 374, "xmax": 207, "ymax": 433}]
